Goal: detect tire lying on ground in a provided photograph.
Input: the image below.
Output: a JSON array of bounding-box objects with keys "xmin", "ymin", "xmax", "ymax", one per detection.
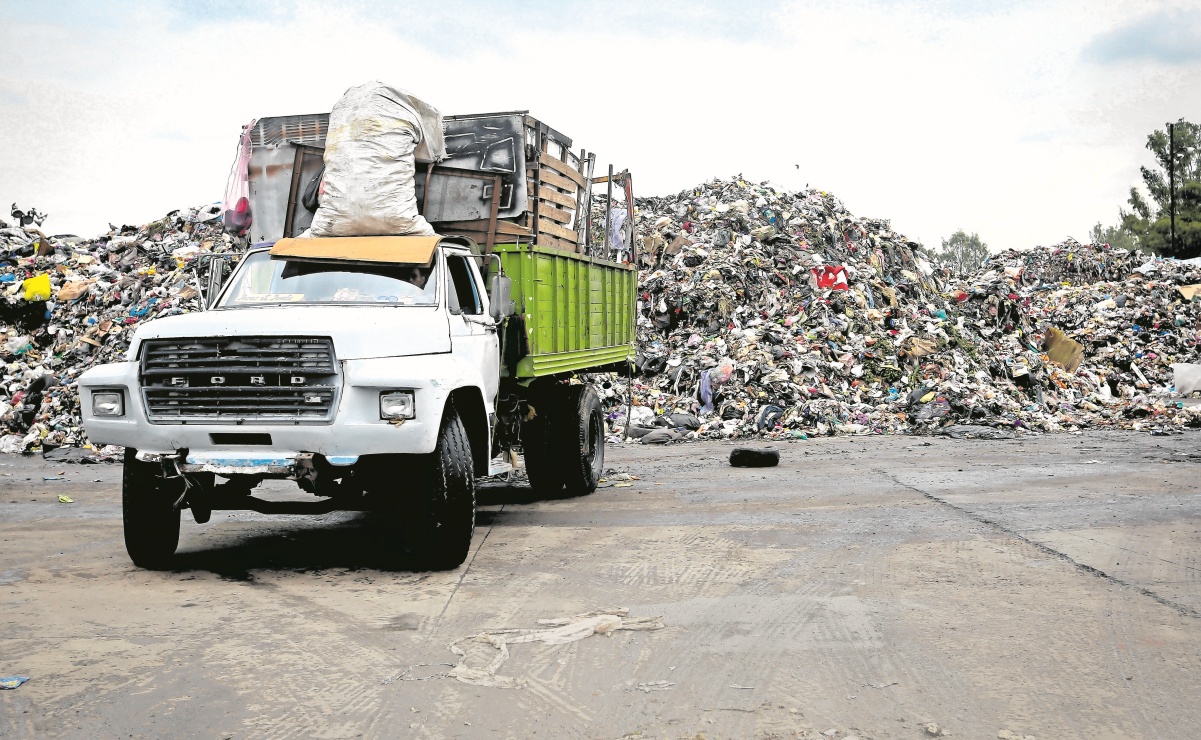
[
  {"xmin": 122, "ymin": 448, "xmax": 183, "ymax": 569},
  {"xmin": 729, "ymin": 447, "xmax": 780, "ymax": 468},
  {"xmin": 403, "ymin": 406, "xmax": 476, "ymax": 570}
]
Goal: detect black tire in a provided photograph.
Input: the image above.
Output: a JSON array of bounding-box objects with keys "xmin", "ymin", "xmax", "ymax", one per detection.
[
  {"xmin": 558, "ymin": 385, "xmax": 604, "ymax": 495},
  {"xmin": 404, "ymin": 408, "xmax": 476, "ymax": 570},
  {"xmin": 729, "ymin": 447, "xmax": 780, "ymax": 468},
  {"xmin": 521, "ymin": 388, "xmax": 566, "ymax": 495},
  {"xmin": 122, "ymin": 449, "xmax": 182, "ymax": 569}
]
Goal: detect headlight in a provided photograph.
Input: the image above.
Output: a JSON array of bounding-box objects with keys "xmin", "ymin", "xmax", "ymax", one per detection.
[
  {"xmin": 92, "ymin": 391, "xmax": 124, "ymax": 417},
  {"xmin": 379, "ymin": 391, "xmax": 415, "ymax": 420}
]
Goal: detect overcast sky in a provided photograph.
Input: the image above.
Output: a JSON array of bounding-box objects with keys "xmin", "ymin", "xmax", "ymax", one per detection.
[{"xmin": 1, "ymin": 0, "xmax": 1199, "ymax": 251}]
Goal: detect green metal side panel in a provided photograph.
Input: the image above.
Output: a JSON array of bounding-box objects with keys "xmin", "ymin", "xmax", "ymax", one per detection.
[{"xmin": 494, "ymin": 243, "xmax": 636, "ymax": 379}]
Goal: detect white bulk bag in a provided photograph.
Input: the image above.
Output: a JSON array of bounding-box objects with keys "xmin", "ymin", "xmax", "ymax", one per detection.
[{"xmin": 308, "ymin": 82, "xmax": 446, "ymax": 237}]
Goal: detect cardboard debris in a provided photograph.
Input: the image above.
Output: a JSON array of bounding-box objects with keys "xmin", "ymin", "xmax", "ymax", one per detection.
[
  {"xmin": 1176, "ymin": 284, "xmax": 1201, "ymax": 301},
  {"xmin": 1043, "ymin": 327, "xmax": 1084, "ymax": 373},
  {"xmin": 270, "ymin": 235, "xmax": 440, "ymax": 265}
]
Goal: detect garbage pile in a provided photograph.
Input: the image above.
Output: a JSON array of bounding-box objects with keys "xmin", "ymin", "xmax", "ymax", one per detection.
[
  {"xmin": 0, "ymin": 204, "xmax": 236, "ymax": 453},
  {"xmin": 3, "ymin": 176, "xmax": 1200, "ymax": 454},
  {"xmin": 605, "ymin": 177, "xmax": 1201, "ymax": 442},
  {"xmin": 954, "ymin": 241, "xmax": 1201, "ymax": 430}
]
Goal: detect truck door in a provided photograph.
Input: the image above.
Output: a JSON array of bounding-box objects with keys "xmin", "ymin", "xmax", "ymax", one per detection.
[{"xmin": 444, "ymin": 251, "xmax": 500, "ymax": 404}]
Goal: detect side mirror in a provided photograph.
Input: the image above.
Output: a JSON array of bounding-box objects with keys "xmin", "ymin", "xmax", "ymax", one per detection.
[
  {"xmin": 205, "ymin": 256, "xmax": 231, "ymax": 308},
  {"xmin": 489, "ymin": 274, "xmax": 515, "ymax": 321}
]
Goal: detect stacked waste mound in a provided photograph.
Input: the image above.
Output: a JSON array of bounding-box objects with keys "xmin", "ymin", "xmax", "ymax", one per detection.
[
  {"xmin": 982, "ymin": 241, "xmax": 1146, "ymax": 287},
  {"xmin": 0, "ymin": 205, "xmax": 237, "ymax": 454},
  {"xmin": 610, "ymin": 178, "xmax": 1201, "ymax": 441},
  {"xmin": 952, "ymin": 239, "xmax": 1201, "ymax": 432}
]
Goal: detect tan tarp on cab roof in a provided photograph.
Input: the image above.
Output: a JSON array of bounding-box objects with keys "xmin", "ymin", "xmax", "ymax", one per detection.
[{"xmin": 269, "ymin": 236, "xmax": 440, "ymax": 266}]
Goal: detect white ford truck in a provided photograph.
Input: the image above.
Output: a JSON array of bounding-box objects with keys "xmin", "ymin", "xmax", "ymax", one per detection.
[{"xmin": 78, "ymin": 110, "xmax": 637, "ymax": 570}]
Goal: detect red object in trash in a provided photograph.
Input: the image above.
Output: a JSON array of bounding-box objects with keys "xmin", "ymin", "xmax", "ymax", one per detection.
[
  {"xmin": 225, "ymin": 196, "xmax": 252, "ymax": 234},
  {"xmin": 810, "ymin": 265, "xmax": 849, "ymax": 291}
]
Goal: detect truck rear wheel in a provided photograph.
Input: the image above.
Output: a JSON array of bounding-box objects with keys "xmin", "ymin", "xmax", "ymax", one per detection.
[
  {"xmin": 405, "ymin": 407, "xmax": 476, "ymax": 570},
  {"xmin": 559, "ymin": 385, "xmax": 604, "ymax": 495},
  {"xmin": 522, "ymin": 388, "xmax": 567, "ymax": 495},
  {"xmin": 122, "ymin": 449, "xmax": 182, "ymax": 569}
]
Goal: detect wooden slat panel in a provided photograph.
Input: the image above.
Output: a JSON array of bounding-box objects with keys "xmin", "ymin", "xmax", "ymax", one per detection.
[
  {"xmin": 538, "ymin": 218, "xmax": 581, "ymax": 243},
  {"xmin": 537, "ymin": 170, "xmax": 579, "ymax": 193},
  {"xmin": 538, "ymin": 152, "xmax": 586, "ymax": 187},
  {"xmin": 539, "ymin": 202, "xmax": 573, "ymax": 225},
  {"xmin": 533, "ymin": 233, "xmax": 579, "ymax": 253},
  {"xmin": 537, "ymin": 188, "xmax": 577, "ymax": 209}
]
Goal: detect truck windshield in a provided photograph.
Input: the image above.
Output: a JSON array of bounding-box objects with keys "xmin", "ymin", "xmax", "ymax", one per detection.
[{"xmin": 217, "ymin": 251, "xmax": 438, "ymax": 307}]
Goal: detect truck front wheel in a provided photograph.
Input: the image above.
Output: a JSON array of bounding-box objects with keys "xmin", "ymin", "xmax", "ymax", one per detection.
[
  {"xmin": 122, "ymin": 449, "xmax": 182, "ymax": 569},
  {"xmin": 404, "ymin": 407, "xmax": 476, "ymax": 570}
]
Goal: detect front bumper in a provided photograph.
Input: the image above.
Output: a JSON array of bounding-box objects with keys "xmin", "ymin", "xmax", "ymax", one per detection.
[{"xmin": 79, "ymin": 354, "xmax": 483, "ymax": 468}]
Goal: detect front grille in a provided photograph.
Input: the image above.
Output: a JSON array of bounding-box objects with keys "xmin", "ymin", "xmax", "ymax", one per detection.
[{"xmin": 140, "ymin": 337, "xmax": 338, "ymax": 423}]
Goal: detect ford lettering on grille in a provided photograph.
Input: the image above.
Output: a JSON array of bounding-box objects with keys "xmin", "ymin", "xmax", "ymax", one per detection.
[{"xmin": 139, "ymin": 337, "xmax": 338, "ymax": 422}]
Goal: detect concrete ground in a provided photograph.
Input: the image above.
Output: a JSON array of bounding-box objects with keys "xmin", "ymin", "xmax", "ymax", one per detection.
[{"xmin": 2, "ymin": 430, "xmax": 1200, "ymax": 739}]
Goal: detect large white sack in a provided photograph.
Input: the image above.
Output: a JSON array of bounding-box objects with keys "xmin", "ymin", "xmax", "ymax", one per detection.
[
  {"xmin": 1172, "ymin": 363, "xmax": 1201, "ymax": 396},
  {"xmin": 309, "ymin": 82, "xmax": 446, "ymax": 237}
]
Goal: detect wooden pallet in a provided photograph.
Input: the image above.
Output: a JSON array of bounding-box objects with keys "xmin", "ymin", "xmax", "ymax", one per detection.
[{"xmin": 526, "ymin": 147, "xmax": 590, "ymax": 253}]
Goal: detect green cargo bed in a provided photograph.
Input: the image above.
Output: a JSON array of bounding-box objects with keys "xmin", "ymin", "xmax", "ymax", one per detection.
[{"xmin": 494, "ymin": 243, "xmax": 636, "ymax": 379}]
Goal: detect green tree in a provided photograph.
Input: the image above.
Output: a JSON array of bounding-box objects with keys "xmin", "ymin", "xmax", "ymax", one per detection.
[
  {"xmin": 936, "ymin": 229, "xmax": 989, "ymax": 274},
  {"xmin": 1089, "ymin": 221, "xmax": 1138, "ymax": 251},
  {"xmin": 1141, "ymin": 181, "xmax": 1201, "ymax": 259},
  {"xmin": 1122, "ymin": 119, "xmax": 1201, "ymax": 258}
]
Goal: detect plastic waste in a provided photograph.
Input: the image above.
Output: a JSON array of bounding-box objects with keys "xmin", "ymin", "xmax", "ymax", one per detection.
[
  {"xmin": 0, "ymin": 675, "xmax": 30, "ymax": 689},
  {"xmin": 22, "ymin": 274, "xmax": 51, "ymax": 301},
  {"xmin": 1171, "ymin": 363, "xmax": 1201, "ymax": 397},
  {"xmin": 223, "ymin": 118, "xmax": 258, "ymax": 235}
]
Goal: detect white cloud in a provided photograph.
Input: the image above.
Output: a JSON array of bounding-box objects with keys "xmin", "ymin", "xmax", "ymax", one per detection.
[{"xmin": 0, "ymin": 0, "xmax": 1198, "ymax": 252}]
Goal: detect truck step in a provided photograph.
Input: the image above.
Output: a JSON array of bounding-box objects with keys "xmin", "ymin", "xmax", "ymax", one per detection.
[{"xmin": 487, "ymin": 460, "xmax": 513, "ymax": 477}]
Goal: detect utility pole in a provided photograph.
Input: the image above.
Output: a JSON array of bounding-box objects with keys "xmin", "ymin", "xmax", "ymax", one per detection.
[{"xmin": 1169, "ymin": 121, "xmax": 1177, "ymax": 255}]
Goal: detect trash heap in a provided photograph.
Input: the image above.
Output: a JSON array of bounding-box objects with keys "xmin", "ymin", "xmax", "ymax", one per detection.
[
  {"xmin": 952, "ymin": 242, "xmax": 1201, "ymax": 430},
  {"xmin": 0, "ymin": 205, "xmax": 237, "ymax": 454},
  {"xmin": 606, "ymin": 177, "xmax": 1201, "ymax": 442},
  {"xmin": 2, "ymin": 178, "xmax": 1200, "ymax": 454}
]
